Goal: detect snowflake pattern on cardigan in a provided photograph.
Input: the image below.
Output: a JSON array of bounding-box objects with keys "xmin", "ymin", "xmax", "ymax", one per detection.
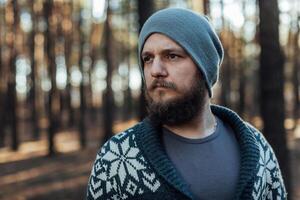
[
  {"xmin": 251, "ymin": 127, "xmax": 287, "ymax": 200},
  {"xmin": 88, "ymin": 129, "xmax": 161, "ymax": 199}
]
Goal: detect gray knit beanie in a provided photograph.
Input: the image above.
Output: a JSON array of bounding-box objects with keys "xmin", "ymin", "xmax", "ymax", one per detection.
[{"xmin": 138, "ymin": 8, "xmax": 224, "ymax": 97}]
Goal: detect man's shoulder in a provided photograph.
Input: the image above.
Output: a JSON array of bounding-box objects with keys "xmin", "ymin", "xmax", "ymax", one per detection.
[
  {"xmin": 98, "ymin": 122, "xmax": 143, "ymax": 157},
  {"xmin": 111, "ymin": 122, "xmax": 141, "ymax": 142},
  {"xmin": 87, "ymin": 121, "xmax": 164, "ymax": 199},
  {"xmin": 244, "ymin": 122, "xmax": 269, "ymax": 148}
]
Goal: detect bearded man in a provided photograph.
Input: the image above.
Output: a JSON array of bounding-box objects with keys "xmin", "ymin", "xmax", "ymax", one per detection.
[{"xmin": 87, "ymin": 8, "xmax": 287, "ymax": 200}]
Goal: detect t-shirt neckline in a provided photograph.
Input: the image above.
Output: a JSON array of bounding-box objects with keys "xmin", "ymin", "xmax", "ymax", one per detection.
[{"xmin": 162, "ymin": 116, "xmax": 221, "ymax": 144}]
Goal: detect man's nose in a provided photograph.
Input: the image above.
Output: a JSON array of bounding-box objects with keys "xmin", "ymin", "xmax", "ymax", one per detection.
[{"xmin": 151, "ymin": 57, "xmax": 167, "ymax": 77}]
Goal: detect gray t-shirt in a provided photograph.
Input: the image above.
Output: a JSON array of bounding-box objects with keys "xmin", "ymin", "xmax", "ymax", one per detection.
[{"xmin": 162, "ymin": 116, "xmax": 240, "ymax": 200}]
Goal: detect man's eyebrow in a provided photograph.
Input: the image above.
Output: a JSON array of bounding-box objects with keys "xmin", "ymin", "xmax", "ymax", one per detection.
[
  {"xmin": 141, "ymin": 51, "xmax": 152, "ymax": 57},
  {"xmin": 142, "ymin": 47, "xmax": 186, "ymax": 56},
  {"xmin": 161, "ymin": 48, "xmax": 186, "ymax": 54}
]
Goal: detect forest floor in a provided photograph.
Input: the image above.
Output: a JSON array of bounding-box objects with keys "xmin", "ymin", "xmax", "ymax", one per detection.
[{"xmin": 0, "ymin": 117, "xmax": 300, "ymax": 200}]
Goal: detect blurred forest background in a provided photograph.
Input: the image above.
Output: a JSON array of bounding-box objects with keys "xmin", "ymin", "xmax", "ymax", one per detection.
[{"xmin": 0, "ymin": 0, "xmax": 299, "ymax": 199}]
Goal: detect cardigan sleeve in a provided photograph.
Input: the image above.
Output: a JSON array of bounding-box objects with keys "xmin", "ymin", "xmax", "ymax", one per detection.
[
  {"xmin": 86, "ymin": 142, "xmax": 118, "ymax": 200},
  {"xmin": 246, "ymin": 123, "xmax": 287, "ymax": 199},
  {"xmin": 261, "ymin": 137, "xmax": 287, "ymax": 199}
]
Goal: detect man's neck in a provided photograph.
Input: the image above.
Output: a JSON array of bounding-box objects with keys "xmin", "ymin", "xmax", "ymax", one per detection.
[{"xmin": 163, "ymin": 100, "xmax": 216, "ymax": 139}]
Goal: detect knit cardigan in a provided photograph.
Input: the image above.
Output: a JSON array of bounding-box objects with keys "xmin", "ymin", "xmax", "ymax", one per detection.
[{"xmin": 86, "ymin": 105, "xmax": 287, "ymax": 200}]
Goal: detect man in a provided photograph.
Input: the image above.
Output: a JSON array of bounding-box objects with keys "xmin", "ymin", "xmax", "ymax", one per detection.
[{"xmin": 87, "ymin": 8, "xmax": 287, "ymax": 200}]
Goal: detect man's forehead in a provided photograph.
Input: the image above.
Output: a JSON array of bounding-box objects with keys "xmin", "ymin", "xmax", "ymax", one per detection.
[{"xmin": 142, "ymin": 33, "xmax": 184, "ymax": 53}]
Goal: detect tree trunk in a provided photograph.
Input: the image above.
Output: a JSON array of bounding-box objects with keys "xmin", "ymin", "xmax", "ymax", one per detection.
[
  {"xmin": 64, "ymin": 1, "xmax": 74, "ymax": 128},
  {"xmin": 44, "ymin": 0, "xmax": 57, "ymax": 156},
  {"xmin": 0, "ymin": 6, "xmax": 5, "ymax": 147},
  {"xmin": 78, "ymin": 6, "xmax": 86, "ymax": 149},
  {"xmin": 122, "ymin": 0, "xmax": 133, "ymax": 121},
  {"xmin": 29, "ymin": 0, "xmax": 39, "ymax": 140},
  {"xmin": 102, "ymin": 3, "xmax": 115, "ymax": 144},
  {"xmin": 219, "ymin": 0, "xmax": 231, "ymax": 107},
  {"xmin": 89, "ymin": 26, "xmax": 98, "ymax": 124},
  {"xmin": 137, "ymin": 0, "xmax": 154, "ymax": 120},
  {"xmin": 220, "ymin": 55, "xmax": 231, "ymax": 107},
  {"xmin": 258, "ymin": 0, "xmax": 291, "ymax": 194},
  {"xmin": 203, "ymin": 0, "xmax": 210, "ymax": 16},
  {"xmin": 7, "ymin": 0, "xmax": 19, "ymax": 151},
  {"xmin": 238, "ymin": 1, "xmax": 247, "ymax": 117},
  {"xmin": 238, "ymin": 62, "xmax": 246, "ymax": 116}
]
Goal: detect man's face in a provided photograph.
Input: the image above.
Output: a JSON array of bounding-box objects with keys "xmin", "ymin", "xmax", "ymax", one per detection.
[
  {"xmin": 142, "ymin": 33, "xmax": 199, "ymax": 104},
  {"xmin": 141, "ymin": 33, "xmax": 207, "ymax": 125}
]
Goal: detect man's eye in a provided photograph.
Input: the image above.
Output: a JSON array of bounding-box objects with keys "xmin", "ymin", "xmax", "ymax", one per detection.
[
  {"xmin": 167, "ymin": 54, "xmax": 179, "ymax": 60},
  {"xmin": 142, "ymin": 56, "xmax": 152, "ymax": 63}
]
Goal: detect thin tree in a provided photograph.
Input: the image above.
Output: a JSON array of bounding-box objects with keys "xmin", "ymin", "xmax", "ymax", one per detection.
[
  {"xmin": 0, "ymin": 4, "xmax": 4, "ymax": 147},
  {"xmin": 29, "ymin": 0, "xmax": 39, "ymax": 140},
  {"xmin": 88, "ymin": 25, "xmax": 99, "ymax": 123},
  {"xmin": 258, "ymin": 0, "xmax": 291, "ymax": 194},
  {"xmin": 7, "ymin": 0, "xmax": 19, "ymax": 151},
  {"xmin": 78, "ymin": 4, "xmax": 86, "ymax": 149},
  {"xmin": 219, "ymin": 0, "xmax": 232, "ymax": 107},
  {"xmin": 102, "ymin": 2, "xmax": 115, "ymax": 144},
  {"xmin": 238, "ymin": 0, "xmax": 247, "ymax": 116},
  {"xmin": 122, "ymin": 0, "xmax": 133, "ymax": 121},
  {"xmin": 44, "ymin": 0, "xmax": 57, "ymax": 156},
  {"xmin": 203, "ymin": 0, "xmax": 210, "ymax": 16},
  {"xmin": 63, "ymin": 1, "xmax": 74, "ymax": 128}
]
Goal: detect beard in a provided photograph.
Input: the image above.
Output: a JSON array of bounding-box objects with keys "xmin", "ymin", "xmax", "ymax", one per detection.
[{"xmin": 145, "ymin": 73, "xmax": 207, "ymax": 127}]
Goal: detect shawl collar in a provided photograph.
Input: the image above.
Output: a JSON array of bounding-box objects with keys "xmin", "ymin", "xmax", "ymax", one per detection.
[{"xmin": 135, "ymin": 105, "xmax": 260, "ymax": 200}]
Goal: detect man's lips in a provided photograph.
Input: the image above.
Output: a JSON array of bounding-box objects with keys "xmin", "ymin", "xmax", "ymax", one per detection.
[
  {"xmin": 153, "ymin": 85, "xmax": 170, "ymax": 90},
  {"xmin": 154, "ymin": 83, "xmax": 169, "ymax": 88}
]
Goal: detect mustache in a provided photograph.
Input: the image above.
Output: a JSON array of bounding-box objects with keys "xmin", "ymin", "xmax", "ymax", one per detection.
[{"xmin": 149, "ymin": 79, "xmax": 177, "ymax": 90}]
